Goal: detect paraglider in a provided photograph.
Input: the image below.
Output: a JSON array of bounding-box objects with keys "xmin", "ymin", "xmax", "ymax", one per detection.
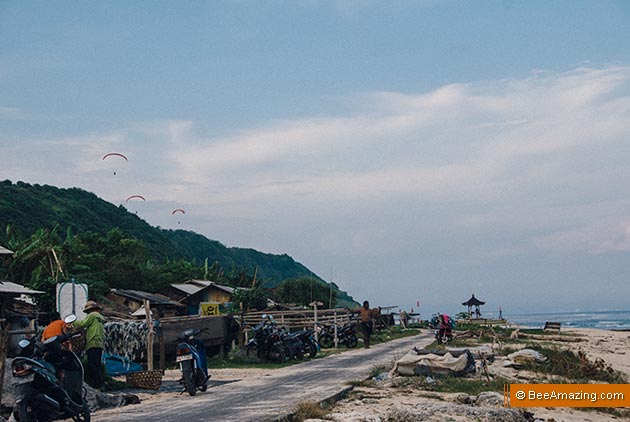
[
  {"xmin": 172, "ymin": 208, "xmax": 186, "ymax": 225},
  {"xmin": 125, "ymin": 195, "xmax": 146, "ymax": 202},
  {"xmin": 102, "ymin": 152, "xmax": 128, "ymax": 175},
  {"xmin": 124, "ymin": 195, "xmax": 145, "ymax": 214}
]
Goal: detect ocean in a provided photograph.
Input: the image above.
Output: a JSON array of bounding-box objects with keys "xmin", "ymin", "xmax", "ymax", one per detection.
[{"xmin": 503, "ymin": 309, "xmax": 630, "ymax": 331}]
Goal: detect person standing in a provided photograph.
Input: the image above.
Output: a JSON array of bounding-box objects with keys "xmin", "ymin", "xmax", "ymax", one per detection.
[
  {"xmin": 356, "ymin": 301, "xmax": 374, "ymax": 349},
  {"xmin": 73, "ymin": 300, "xmax": 105, "ymax": 388}
]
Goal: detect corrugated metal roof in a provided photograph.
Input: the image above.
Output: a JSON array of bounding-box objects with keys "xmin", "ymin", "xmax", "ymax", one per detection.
[
  {"xmin": 109, "ymin": 289, "xmax": 185, "ymax": 306},
  {"xmin": 170, "ymin": 283, "xmax": 203, "ymax": 295},
  {"xmin": 170, "ymin": 280, "xmax": 235, "ymax": 296},
  {"xmin": 0, "ymin": 281, "xmax": 43, "ymax": 295}
]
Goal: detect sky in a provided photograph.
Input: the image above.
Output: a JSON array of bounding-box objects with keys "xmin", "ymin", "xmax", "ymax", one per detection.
[{"xmin": 2, "ymin": 1, "xmax": 630, "ymax": 317}]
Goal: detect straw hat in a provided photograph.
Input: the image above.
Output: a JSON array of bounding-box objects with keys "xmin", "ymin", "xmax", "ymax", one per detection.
[{"xmin": 83, "ymin": 300, "xmax": 101, "ymax": 312}]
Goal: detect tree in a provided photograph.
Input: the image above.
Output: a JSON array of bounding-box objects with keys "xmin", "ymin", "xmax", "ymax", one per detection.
[
  {"xmin": 228, "ymin": 287, "xmax": 269, "ymax": 312},
  {"xmin": 274, "ymin": 277, "xmax": 336, "ymax": 308}
]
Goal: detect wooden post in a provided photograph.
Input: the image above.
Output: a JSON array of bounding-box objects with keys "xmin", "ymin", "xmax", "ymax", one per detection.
[
  {"xmin": 159, "ymin": 320, "xmax": 165, "ymax": 372},
  {"xmin": 0, "ymin": 302, "xmax": 8, "ymax": 406},
  {"xmin": 333, "ymin": 311, "xmax": 338, "ymax": 348},
  {"xmin": 310, "ymin": 301, "xmax": 323, "ymax": 342},
  {"xmin": 313, "ymin": 302, "xmax": 317, "ymax": 341},
  {"xmin": 144, "ymin": 299, "xmax": 154, "ymax": 371}
]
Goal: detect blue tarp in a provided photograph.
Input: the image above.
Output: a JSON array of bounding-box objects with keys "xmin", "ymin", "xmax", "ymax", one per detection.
[{"xmin": 103, "ymin": 352, "xmax": 143, "ymax": 376}]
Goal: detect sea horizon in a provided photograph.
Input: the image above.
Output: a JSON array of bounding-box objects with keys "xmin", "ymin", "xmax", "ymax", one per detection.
[{"xmin": 501, "ymin": 309, "xmax": 630, "ymax": 330}]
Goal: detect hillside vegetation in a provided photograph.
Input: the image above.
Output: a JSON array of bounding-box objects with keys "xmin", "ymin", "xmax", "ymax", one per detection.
[{"xmin": 0, "ymin": 180, "xmax": 357, "ymax": 309}]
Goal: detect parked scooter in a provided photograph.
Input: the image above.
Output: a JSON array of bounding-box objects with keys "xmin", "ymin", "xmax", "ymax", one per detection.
[
  {"xmin": 175, "ymin": 328, "xmax": 210, "ymax": 396},
  {"xmin": 317, "ymin": 321, "xmax": 358, "ymax": 349},
  {"xmin": 292, "ymin": 328, "xmax": 319, "ymax": 359},
  {"xmin": 245, "ymin": 315, "xmax": 286, "ymax": 363},
  {"xmin": 431, "ymin": 313, "xmax": 454, "ymax": 344},
  {"xmin": 12, "ymin": 315, "xmax": 90, "ymax": 422}
]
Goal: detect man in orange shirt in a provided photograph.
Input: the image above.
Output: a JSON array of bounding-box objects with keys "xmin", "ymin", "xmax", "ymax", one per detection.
[{"xmin": 42, "ymin": 311, "xmax": 66, "ymax": 342}]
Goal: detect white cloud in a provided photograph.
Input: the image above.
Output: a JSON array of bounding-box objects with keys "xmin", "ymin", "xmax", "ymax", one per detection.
[{"xmin": 5, "ymin": 66, "xmax": 630, "ymax": 260}]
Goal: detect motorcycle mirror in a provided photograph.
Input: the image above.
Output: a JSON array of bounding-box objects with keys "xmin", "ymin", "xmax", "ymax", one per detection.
[
  {"xmin": 18, "ymin": 339, "xmax": 30, "ymax": 349},
  {"xmin": 64, "ymin": 314, "xmax": 77, "ymax": 324},
  {"xmin": 43, "ymin": 335, "xmax": 58, "ymax": 345}
]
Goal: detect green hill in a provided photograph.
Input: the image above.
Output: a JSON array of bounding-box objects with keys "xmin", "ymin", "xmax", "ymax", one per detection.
[{"xmin": 0, "ymin": 180, "xmax": 357, "ymax": 307}]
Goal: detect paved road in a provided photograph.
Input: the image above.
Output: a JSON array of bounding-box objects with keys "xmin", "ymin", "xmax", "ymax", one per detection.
[{"xmin": 92, "ymin": 331, "xmax": 434, "ymax": 422}]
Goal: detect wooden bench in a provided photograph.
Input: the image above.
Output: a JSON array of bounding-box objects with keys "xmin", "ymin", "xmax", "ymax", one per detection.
[{"xmin": 543, "ymin": 321, "xmax": 561, "ymax": 333}]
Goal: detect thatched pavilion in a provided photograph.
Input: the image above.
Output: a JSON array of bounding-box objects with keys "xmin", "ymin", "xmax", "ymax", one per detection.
[{"xmin": 462, "ymin": 294, "xmax": 485, "ymax": 318}]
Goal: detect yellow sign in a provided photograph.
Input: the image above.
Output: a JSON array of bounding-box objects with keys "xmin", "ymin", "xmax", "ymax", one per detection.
[{"xmin": 200, "ymin": 302, "xmax": 220, "ymax": 316}]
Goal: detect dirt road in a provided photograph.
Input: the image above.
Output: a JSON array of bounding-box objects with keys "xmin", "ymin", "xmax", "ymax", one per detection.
[{"xmin": 92, "ymin": 331, "xmax": 433, "ymax": 422}]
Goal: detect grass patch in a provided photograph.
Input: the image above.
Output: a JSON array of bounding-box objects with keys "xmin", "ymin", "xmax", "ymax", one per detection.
[
  {"xmin": 101, "ymin": 374, "xmax": 131, "ymax": 391},
  {"xmin": 370, "ymin": 327, "xmax": 422, "ymax": 346},
  {"xmin": 513, "ymin": 345, "xmax": 627, "ymax": 383},
  {"xmin": 290, "ymin": 401, "xmax": 329, "ymax": 422},
  {"xmin": 368, "ymin": 364, "xmax": 390, "ymax": 378},
  {"xmin": 346, "ymin": 379, "xmax": 376, "ymax": 388},
  {"xmin": 203, "ymin": 347, "xmax": 340, "ymax": 370},
  {"xmin": 392, "ymin": 374, "xmax": 509, "ymax": 395}
]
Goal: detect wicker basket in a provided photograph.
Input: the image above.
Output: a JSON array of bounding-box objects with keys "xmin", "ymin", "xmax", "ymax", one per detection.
[{"xmin": 125, "ymin": 370, "xmax": 163, "ymax": 390}]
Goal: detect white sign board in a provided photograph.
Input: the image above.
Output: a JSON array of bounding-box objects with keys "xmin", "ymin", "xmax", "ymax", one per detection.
[{"xmin": 56, "ymin": 281, "xmax": 89, "ymax": 318}]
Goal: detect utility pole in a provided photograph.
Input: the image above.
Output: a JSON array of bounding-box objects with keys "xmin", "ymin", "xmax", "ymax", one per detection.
[{"xmin": 329, "ymin": 266, "xmax": 333, "ymax": 309}]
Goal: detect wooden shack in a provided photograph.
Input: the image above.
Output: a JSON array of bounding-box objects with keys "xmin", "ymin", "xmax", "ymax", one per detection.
[
  {"xmin": 163, "ymin": 279, "xmax": 236, "ymax": 315},
  {"xmin": 106, "ymin": 288, "xmax": 186, "ymax": 318}
]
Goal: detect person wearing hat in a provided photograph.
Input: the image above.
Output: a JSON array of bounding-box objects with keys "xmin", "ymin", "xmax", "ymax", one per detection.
[{"xmin": 73, "ymin": 300, "xmax": 105, "ymax": 388}]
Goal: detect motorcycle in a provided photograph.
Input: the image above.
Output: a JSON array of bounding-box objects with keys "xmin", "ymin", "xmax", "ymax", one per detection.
[
  {"xmin": 431, "ymin": 313, "xmax": 454, "ymax": 344},
  {"xmin": 292, "ymin": 328, "xmax": 318, "ymax": 359},
  {"xmin": 278, "ymin": 326, "xmax": 304, "ymax": 360},
  {"xmin": 175, "ymin": 328, "xmax": 210, "ymax": 396},
  {"xmin": 12, "ymin": 315, "xmax": 90, "ymax": 422},
  {"xmin": 317, "ymin": 321, "xmax": 358, "ymax": 349},
  {"xmin": 245, "ymin": 315, "xmax": 286, "ymax": 363}
]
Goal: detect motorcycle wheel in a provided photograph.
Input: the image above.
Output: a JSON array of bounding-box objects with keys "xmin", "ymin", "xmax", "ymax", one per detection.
[
  {"xmin": 72, "ymin": 402, "xmax": 91, "ymax": 422},
  {"xmin": 318, "ymin": 334, "xmax": 333, "ymax": 349},
  {"xmin": 271, "ymin": 346, "xmax": 286, "ymax": 363},
  {"xmin": 346, "ymin": 334, "xmax": 358, "ymax": 348},
  {"xmin": 15, "ymin": 400, "xmax": 34, "ymax": 422},
  {"xmin": 293, "ymin": 343, "xmax": 304, "ymax": 360},
  {"xmin": 182, "ymin": 362, "xmax": 196, "ymax": 396},
  {"xmin": 306, "ymin": 339, "xmax": 318, "ymax": 358}
]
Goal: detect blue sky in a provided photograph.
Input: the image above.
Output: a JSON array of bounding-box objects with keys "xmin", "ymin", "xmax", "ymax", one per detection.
[{"xmin": 2, "ymin": 1, "xmax": 630, "ymax": 316}]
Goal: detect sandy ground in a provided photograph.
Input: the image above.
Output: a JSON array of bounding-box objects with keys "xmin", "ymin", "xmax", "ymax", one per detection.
[
  {"xmin": 114, "ymin": 328, "xmax": 630, "ymax": 421},
  {"xmin": 7, "ymin": 328, "xmax": 625, "ymax": 421},
  {"xmin": 307, "ymin": 327, "xmax": 630, "ymax": 422}
]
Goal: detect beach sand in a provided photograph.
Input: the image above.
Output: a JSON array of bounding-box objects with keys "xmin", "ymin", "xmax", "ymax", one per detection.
[
  {"xmin": 310, "ymin": 327, "xmax": 630, "ymax": 422},
  {"xmin": 5, "ymin": 328, "xmax": 626, "ymax": 421}
]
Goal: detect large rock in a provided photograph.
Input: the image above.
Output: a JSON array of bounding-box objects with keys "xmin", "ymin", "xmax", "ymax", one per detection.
[{"xmin": 475, "ymin": 391, "xmax": 504, "ymax": 407}]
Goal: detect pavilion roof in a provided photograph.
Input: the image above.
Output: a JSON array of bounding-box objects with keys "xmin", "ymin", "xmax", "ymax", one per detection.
[{"xmin": 462, "ymin": 294, "xmax": 485, "ymax": 306}]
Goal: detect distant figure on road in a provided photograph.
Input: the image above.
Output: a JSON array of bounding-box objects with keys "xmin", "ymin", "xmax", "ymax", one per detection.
[
  {"xmin": 399, "ymin": 310, "xmax": 409, "ymax": 329},
  {"xmin": 353, "ymin": 301, "xmax": 374, "ymax": 349}
]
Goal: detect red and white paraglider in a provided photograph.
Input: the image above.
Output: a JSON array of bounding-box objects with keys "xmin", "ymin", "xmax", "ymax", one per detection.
[
  {"xmin": 102, "ymin": 152, "xmax": 128, "ymax": 175},
  {"xmin": 172, "ymin": 208, "xmax": 186, "ymax": 225},
  {"xmin": 125, "ymin": 195, "xmax": 145, "ymax": 214},
  {"xmin": 125, "ymin": 195, "xmax": 145, "ymax": 202}
]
